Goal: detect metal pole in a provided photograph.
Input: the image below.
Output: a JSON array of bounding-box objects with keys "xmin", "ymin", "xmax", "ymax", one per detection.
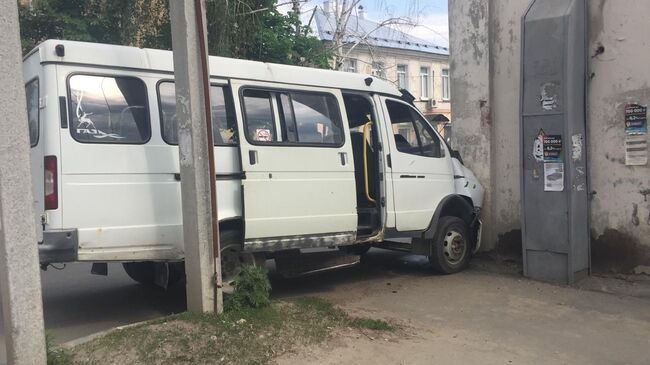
[
  {"xmin": 169, "ymin": 0, "xmax": 223, "ymax": 313},
  {"xmin": 0, "ymin": 1, "xmax": 47, "ymax": 364}
]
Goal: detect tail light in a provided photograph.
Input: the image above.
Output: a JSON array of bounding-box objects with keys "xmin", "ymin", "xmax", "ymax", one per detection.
[{"xmin": 44, "ymin": 156, "xmax": 58, "ymax": 210}]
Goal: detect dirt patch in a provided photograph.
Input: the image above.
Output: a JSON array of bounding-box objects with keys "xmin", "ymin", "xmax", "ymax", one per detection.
[{"xmin": 277, "ymin": 326, "xmax": 413, "ymax": 365}]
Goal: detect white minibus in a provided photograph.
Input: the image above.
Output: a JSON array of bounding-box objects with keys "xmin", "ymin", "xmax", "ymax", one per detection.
[{"xmin": 23, "ymin": 40, "xmax": 484, "ymax": 286}]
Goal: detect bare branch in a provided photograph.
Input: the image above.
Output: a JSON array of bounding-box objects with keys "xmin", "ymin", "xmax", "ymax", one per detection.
[
  {"xmin": 236, "ymin": 0, "xmax": 308, "ymax": 16},
  {"xmin": 323, "ymin": 0, "xmax": 422, "ymax": 70}
]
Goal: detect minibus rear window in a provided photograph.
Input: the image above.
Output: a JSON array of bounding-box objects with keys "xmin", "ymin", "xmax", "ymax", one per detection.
[
  {"xmin": 68, "ymin": 75, "xmax": 151, "ymax": 144},
  {"xmin": 25, "ymin": 79, "xmax": 39, "ymax": 147},
  {"xmin": 158, "ymin": 82, "xmax": 237, "ymax": 146}
]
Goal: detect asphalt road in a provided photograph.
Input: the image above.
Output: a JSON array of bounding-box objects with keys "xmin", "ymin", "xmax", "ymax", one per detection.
[{"xmin": 0, "ymin": 262, "xmax": 187, "ymax": 364}]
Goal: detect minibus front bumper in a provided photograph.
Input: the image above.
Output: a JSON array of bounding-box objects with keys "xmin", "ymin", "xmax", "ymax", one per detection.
[{"xmin": 39, "ymin": 229, "xmax": 78, "ymax": 264}]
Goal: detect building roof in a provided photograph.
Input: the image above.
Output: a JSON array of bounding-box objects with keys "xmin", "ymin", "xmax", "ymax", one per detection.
[
  {"xmin": 309, "ymin": 8, "xmax": 449, "ymax": 56},
  {"xmin": 25, "ymin": 40, "xmax": 402, "ymax": 96}
]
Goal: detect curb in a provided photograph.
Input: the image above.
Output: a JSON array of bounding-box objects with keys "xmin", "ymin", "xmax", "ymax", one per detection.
[{"xmin": 59, "ymin": 319, "xmax": 152, "ymax": 349}]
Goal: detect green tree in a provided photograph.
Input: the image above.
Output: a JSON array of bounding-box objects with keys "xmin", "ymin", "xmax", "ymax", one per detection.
[{"xmin": 18, "ymin": 0, "xmax": 330, "ymax": 69}]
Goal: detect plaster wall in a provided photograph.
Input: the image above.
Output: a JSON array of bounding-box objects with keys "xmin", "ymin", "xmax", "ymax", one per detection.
[
  {"xmin": 448, "ymin": 0, "xmax": 495, "ymax": 245},
  {"xmin": 587, "ymin": 0, "xmax": 650, "ymax": 271}
]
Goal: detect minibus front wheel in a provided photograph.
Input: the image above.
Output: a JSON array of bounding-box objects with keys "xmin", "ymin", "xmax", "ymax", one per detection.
[{"xmin": 428, "ymin": 216, "xmax": 471, "ymax": 274}]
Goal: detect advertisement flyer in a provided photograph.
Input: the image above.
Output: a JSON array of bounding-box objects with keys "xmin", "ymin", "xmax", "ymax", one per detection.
[
  {"xmin": 625, "ymin": 104, "xmax": 648, "ymax": 135},
  {"xmin": 544, "ymin": 163, "xmax": 564, "ymax": 192}
]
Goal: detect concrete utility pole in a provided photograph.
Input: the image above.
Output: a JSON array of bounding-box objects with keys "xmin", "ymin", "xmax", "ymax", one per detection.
[
  {"xmin": 0, "ymin": 1, "xmax": 47, "ymax": 364},
  {"xmin": 169, "ymin": 0, "xmax": 223, "ymax": 313}
]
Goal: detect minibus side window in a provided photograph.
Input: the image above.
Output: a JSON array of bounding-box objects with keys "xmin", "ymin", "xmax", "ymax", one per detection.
[
  {"xmin": 242, "ymin": 88, "xmax": 344, "ymax": 147},
  {"xmin": 289, "ymin": 92, "xmax": 343, "ymax": 145},
  {"xmin": 25, "ymin": 79, "xmax": 39, "ymax": 147},
  {"xmin": 242, "ymin": 89, "xmax": 277, "ymax": 143},
  {"xmin": 278, "ymin": 93, "xmax": 298, "ymax": 143},
  {"xmin": 68, "ymin": 75, "xmax": 150, "ymax": 144},
  {"xmin": 158, "ymin": 82, "xmax": 238, "ymax": 145},
  {"xmin": 386, "ymin": 100, "xmax": 442, "ymax": 158}
]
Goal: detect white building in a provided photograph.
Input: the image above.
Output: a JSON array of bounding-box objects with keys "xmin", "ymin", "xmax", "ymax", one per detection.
[{"xmin": 308, "ymin": 2, "xmax": 452, "ymax": 126}]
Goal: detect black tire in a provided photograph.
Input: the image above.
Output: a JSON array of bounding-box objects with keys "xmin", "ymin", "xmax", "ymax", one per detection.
[
  {"xmin": 122, "ymin": 261, "xmax": 184, "ymax": 287},
  {"xmin": 122, "ymin": 230, "xmax": 245, "ymax": 288},
  {"xmin": 428, "ymin": 216, "xmax": 471, "ymax": 274},
  {"xmin": 219, "ymin": 229, "xmax": 244, "ymax": 285}
]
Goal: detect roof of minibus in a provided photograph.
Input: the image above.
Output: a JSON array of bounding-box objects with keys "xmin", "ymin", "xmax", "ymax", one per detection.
[{"xmin": 27, "ymin": 40, "xmax": 402, "ymax": 96}]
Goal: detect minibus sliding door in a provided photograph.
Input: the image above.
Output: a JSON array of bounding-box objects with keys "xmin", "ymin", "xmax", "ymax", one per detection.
[{"xmin": 230, "ymin": 80, "xmax": 358, "ymax": 250}]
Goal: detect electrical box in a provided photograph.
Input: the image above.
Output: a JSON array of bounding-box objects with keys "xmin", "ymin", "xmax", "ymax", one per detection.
[{"xmin": 520, "ymin": 0, "xmax": 589, "ymax": 284}]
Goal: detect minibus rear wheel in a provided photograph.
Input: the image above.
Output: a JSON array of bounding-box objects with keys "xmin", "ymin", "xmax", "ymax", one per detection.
[
  {"xmin": 429, "ymin": 216, "xmax": 471, "ymax": 274},
  {"xmin": 122, "ymin": 261, "xmax": 183, "ymax": 287},
  {"xmin": 220, "ymin": 229, "xmax": 243, "ymax": 288}
]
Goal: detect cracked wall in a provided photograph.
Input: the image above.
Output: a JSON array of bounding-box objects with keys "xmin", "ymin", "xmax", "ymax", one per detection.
[
  {"xmin": 450, "ymin": 0, "xmax": 650, "ymax": 271},
  {"xmin": 449, "ymin": 0, "xmax": 495, "ymax": 245},
  {"xmin": 587, "ymin": 0, "xmax": 650, "ymax": 271}
]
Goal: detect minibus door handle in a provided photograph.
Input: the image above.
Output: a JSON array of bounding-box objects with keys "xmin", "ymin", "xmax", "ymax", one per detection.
[
  {"xmin": 249, "ymin": 150, "xmax": 258, "ymax": 165},
  {"xmin": 339, "ymin": 152, "xmax": 348, "ymax": 166}
]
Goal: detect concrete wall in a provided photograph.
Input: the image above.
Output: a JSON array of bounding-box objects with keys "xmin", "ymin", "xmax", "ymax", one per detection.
[
  {"xmin": 450, "ymin": 0, "xmax": 650, "ymax": 272},
  {"xmin": 448, "ymin": 0, "xmax": 495, "ymax": 245},
  {"xmin": 588, "ymin": 0, "xmax": 650, "ymax": 272}
]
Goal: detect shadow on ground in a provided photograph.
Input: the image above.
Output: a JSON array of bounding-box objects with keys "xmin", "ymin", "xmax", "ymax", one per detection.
[{"xmin": 270, "ymin": 249, "xmax": 433, "ymax": 299}]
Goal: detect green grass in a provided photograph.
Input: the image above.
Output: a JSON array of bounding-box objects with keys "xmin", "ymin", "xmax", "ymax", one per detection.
[
  {"xmin": 224, "ymin": 265, "xmax": 272, "ymax": 311},
  {"xmin": 46, "ymin": 333, "xmax": 73, "ymax": 365},
  {"xmin": 69, "ymin": 297, "xmax": 393, "ymax": 365},
  {"xmin": 294, "ymin": 296, "xmax": 393, "ymax": 330},
  {"xmin": 351, "ymin": 318, "xmax": 393, "ymax": 331}
]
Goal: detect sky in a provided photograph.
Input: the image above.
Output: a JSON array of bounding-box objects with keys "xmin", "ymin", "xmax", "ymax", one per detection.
[{"xmin": 277, "ymin": 0, "xmax": 450, "ymax": 46}]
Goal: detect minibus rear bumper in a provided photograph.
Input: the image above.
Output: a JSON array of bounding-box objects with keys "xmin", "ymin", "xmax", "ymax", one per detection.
[{"xmin": 38, "ymin": 229, "xmax": 78, "ymax": 264}]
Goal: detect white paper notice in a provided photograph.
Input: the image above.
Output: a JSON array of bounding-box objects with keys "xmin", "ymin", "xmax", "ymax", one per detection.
[
  {"xmin": 625, "ymin": 134, "xmax": 648, "ymax": 166},
  {"xmin": 544, "ymin": 163, "xmax": 564, "ymax": 192}
]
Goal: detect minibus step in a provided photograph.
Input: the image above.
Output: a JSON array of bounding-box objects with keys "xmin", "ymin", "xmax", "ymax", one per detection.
[
  {"xmin": 375, "ymin": 240, "xmax": 413, "ymax": 252},
  {"xmin": 274, "ymin": 250, "xmax": 360, "ymax": 278}
]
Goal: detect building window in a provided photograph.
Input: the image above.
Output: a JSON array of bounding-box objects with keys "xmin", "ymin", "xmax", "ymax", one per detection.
[
  {"xmin": 397, "ymin": 64, "xmax": 408, "ymax": 90},
  {"xmin": 342, "ymin": 59, "xmax": 357, "ymax": 73},
  {"xmin": 442, "ymin": 68, "xmax": 450, "ymax": 100},
  {"xmin": 420, "ymin": 67, "xmax": 430, "ymax": 99},
  {"xmin": 372, "ymin": 62, "xmax": 386, "ymax": 79}
]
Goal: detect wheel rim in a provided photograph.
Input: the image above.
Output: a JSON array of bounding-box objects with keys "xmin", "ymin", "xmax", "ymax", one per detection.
[{"xmin": 442, "ymin": 229, "xmax": 467, "ymax": 265}]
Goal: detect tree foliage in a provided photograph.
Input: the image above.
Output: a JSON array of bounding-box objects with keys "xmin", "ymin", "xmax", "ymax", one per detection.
[{"xmin": 18, "ymin": 0, "xmax": 330, "ymax": 68}]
